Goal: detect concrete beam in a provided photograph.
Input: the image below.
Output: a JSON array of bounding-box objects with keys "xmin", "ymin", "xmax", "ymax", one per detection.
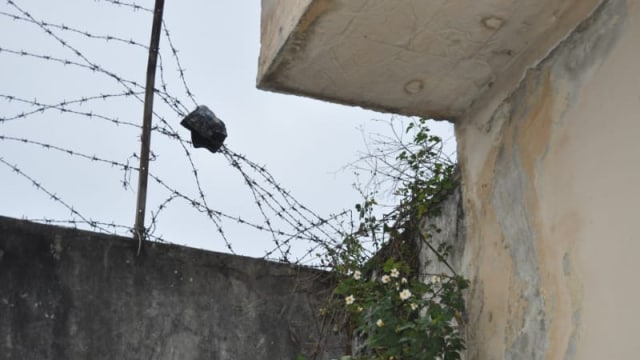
[{"xmin": 258, "ymin": 0, "xmax": 602, "ymax": 120}]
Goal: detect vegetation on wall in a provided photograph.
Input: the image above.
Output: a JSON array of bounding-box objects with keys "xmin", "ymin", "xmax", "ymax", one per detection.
[{"xmin": 306, "ymin": 118, "xmax": 468, "ymax": 360}]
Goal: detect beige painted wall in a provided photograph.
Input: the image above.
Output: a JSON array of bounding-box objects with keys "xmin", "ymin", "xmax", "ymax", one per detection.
[{"xmin": 455, "ymin": 0, "xmax": 640, "ymax": 358}]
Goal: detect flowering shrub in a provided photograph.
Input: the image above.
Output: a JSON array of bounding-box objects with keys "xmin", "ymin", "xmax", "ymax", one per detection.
[
  {"xmin": 317, "ymin": 118, "xmax": 468, "ymax": 360},
  {"xmin": 332, "ymin": 259, "xmax": 467, "ymax": 359}
]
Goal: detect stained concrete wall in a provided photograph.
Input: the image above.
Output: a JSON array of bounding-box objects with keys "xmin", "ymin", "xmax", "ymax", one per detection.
[
  {"xmin": 257, "ymin": 0, "xmax": 603, "ymax": 120},
  {"xmin": 455, "ymin": 0, "xmax": 640, "ymax": 358},
  {"xmin": 0, "ymin": 216, "xmax": 343, "ymax": 359},
  {"xmin": 418, "ymin": 181, "xmax": 466, "ymax": 283}
]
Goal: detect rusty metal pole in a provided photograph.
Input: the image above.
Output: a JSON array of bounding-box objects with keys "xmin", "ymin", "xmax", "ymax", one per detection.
[{"xmin": 134, "ymin": 0, "xmax": 165, "ymax": 255}]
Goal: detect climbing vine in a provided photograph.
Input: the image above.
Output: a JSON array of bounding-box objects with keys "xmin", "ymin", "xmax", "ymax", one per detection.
[{"xmin": 311, "ymin": 118, "xmax": 468, "ymax": 360}]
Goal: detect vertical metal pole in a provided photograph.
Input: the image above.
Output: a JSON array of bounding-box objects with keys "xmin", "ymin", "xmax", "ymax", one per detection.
[{"xmin": 134, "ymin": 0, "xmax": 165, "ymax": 255}]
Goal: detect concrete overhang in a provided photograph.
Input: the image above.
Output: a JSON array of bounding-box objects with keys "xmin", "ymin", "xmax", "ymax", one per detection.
[{"xmin": 257, "ymin": 0, "xmax": 602, "ymax": 120}]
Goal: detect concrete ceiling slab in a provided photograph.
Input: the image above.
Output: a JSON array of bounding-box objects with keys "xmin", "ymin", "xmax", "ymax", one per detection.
[{"xmin": 257, "ymin": 0, "xmax": 602, "ymax": 120}]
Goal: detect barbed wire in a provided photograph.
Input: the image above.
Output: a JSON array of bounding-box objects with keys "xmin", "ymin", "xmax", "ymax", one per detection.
[
  {"xmin": 95, "ymin": 0, "xmax": 153, "ymax": 13},
  {"xmin": 161, "ymin": 23, "xmax": 198, "ymax": 109},
  {"xmin": 0, "ymin": 156, "xmax": 113, "ymax": 235},
  {"xmin": 0, "ymin": 93, "xmax": 143, "ymax": 126},
  {"xmin": 0, "ymin": 131, "xmax": 350, "ymax": 260},
  {"xmin": 0, "ymin": 1, "xmax": 354, "ymax": 266},
  {"xmin": 5, "ymin": 1, "xmax": 193, "ymax": 116},
  {"xmin": 0, "ymin": 10, "xmax": 149, "ymax": 49}
]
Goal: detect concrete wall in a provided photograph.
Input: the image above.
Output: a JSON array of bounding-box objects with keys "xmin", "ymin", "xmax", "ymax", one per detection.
[
  {"xmin": 0, "ymin": 216, "xmax": 343, "ymax": 359},
  {"xmin": 418, "ymin": 181, "xmax": 466, "ymax": 282},
  {"xmin": 455, "ymin": 0, "xmax": 640, "ymax": 358},
  {"xmin": 257, "ymin": 0, "xmax": 603, "ymax": 120},
  {"xmin": 258, "ymin": 0, "xmax": 313, "ymax": 82}
]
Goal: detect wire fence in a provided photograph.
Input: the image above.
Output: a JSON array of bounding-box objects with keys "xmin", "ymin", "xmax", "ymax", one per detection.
[{"xmin": 0, "ymin": 0, "xmax": 355, "ymax": 266}]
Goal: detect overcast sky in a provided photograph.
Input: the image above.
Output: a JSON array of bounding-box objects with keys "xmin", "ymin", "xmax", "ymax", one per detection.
[{"xmin": 0, "ymin": 1, "xmax": 455, "ymax": 261}]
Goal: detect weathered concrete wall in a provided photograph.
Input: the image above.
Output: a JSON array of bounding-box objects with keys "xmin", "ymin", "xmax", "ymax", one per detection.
[
  {"xmin": 455, "ymin": 0, "xmax": 640, "ymax": 358},
  {"xmin": 0, "ymin": 216, "xmax": 342, "ymax": 359},
  {"xmin": 258, "ymin": 0, "xmax": 602, "ymax": 119},
  {"xmin": 258, "ymin": 0, "xmax": 313, "ymax": 82},
  {"xmin": 418, "ymin": 181, "xmax": 466, "ymax": 282}
]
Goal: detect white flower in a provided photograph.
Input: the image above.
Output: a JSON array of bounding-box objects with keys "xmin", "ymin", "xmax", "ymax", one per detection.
[
  {"xmin": 381, "ymin": 275, "xmax": 391, "ymax": 284},
  {"xmin": 376, "ymin": 319, "xmax": 384, "ymax": 327},
  {"xmin": 399, "ymin": 289, "xmax": 412, "ymax": 301},
  {"xmin": 356, "ymin": 305, "xmax": 363, "ymax": 313},
  {"xmin": 431, "ymin": 275, "xmax": 442, "ymax": 284},
  {"xmin": 353, "ymin": 270, "xmax": 362, "ymax": 280},
  {"xmin": 410, "ymin": 303, "xmax": 418, "ymax": 311},
  {"xmin": 390, "ymin": 268, "xmax": 400, "ymax": 278},
  {"xmin": 345, "ymin": 295, "xmax": 355, "ymax": 305},
  {"xmin": 401, "ymin": 277, "xmax": 408, "ymax": 284}
]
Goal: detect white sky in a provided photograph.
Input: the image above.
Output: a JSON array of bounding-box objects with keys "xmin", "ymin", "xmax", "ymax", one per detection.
[{"xmin": 0, "ymin": 1, "xmax": 455, "ymax": 262}]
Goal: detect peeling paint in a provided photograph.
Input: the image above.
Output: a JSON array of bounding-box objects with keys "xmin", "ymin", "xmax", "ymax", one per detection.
[{"xmin": 456, "ymin": 0, "xmax": 636, "ymax": 358}]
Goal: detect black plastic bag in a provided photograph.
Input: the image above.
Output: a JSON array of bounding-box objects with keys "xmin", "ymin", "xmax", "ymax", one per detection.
[{"xmin": 180, "ymin": 105, "xmax": 227, "ymax": 153}]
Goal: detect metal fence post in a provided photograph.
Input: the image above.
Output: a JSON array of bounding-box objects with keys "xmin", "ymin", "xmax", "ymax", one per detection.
[{"xmin": 134, "ymin": 0, "xmax": 165, "ymax": 255}]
